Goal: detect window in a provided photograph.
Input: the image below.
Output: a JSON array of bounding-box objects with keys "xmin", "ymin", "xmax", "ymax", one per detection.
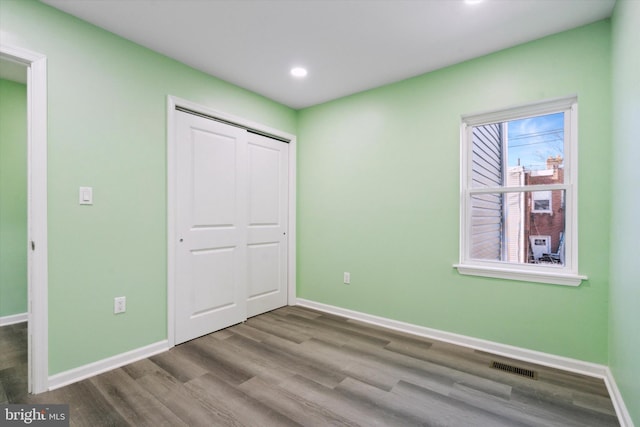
[
  {"xmin": 531, "ymin": 191, "xmax": 552, "ymax": 213},
  {"xmin": 455, "ymin": 97, "xmax": 586, "ymax": 286}
]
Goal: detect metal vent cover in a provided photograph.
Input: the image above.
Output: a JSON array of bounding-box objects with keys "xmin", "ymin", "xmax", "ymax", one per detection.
[{"xmin": 490, "ymin": 361, "xmax": 537, "ymax": 379}]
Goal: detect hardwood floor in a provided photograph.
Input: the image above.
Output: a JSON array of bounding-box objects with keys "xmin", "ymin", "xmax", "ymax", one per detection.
[
  {"xmin": 0, "ymin": 321, "xmax": 28, "ymax": 404},
  {"xmin": 3, "ymin": 306, "xmax": 620, "ymax": 426}
]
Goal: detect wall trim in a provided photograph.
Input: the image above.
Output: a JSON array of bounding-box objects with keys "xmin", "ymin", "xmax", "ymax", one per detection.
[
  {"xmin": 603, "ymin": 368, "xmax": 635, "ymax": 427},
  {"xmin": 296, "ymin": 298, "xmax": 632, "ymax": 426},
  {"xmin": 0, "ymin": 312, "xmax": 28, "ymax": 326},
  {"xmin": 48, "ymin": 340, "xmax": 169, "ymax": 391}
]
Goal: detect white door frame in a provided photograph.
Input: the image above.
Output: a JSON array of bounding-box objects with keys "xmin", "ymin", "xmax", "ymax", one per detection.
[
  {"xmin": 0, "ymin": 44, "xmax": 49, "ymax": 394},
  {"xmin": 166, "ymin": 95, "xmax": 296, "ymax": 347}
]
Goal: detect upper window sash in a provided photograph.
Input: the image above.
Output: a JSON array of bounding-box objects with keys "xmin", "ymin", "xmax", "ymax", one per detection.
[{"xmin": 463, "ymin": 103, "xmax": 576, "ymax": 189}]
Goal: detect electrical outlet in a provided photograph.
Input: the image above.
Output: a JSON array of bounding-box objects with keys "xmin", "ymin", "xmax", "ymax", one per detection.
[
  {"xmin": 343, "ymin": 272, "xmax": 351, "ymax": 284},
  {"xmin": 114, "ymin": 296, "xmax": 126, "ymax": 314}
]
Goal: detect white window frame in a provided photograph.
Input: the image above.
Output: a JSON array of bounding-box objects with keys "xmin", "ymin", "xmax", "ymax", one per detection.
[
  {"xmin": 454, "ymin": 96, "xmax": 587, "ymax": 286},
  {"xmin": 531, "ymin": 191, "xmax": 552, "ymax": 214}
]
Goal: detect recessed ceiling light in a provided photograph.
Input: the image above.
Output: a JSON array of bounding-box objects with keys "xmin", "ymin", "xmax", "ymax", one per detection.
[{"xmin": 290, "ymin": 67, "xmax": 308, "ymax": 78}]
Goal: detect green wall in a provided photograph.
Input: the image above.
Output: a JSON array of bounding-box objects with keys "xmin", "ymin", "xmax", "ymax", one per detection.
[
  {"xmin": 610, "ymin": 0, "xmax": 640, "ymax": 423},
  {"xmin": 0, "ymin": 0, "xmax": 296, "ymax": 374},
  {"xmin": 0, "ymin": 78, "xmax": 28, "ymax": 319},
  {"xmin": 298, "ymin": 21, "xmax": 612, "ymax": 364},
  {"xmin": 0, "ymin": 0, "xmax": 630, "ymax": 406}
]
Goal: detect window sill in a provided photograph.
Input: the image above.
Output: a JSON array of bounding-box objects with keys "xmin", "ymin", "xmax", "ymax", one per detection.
[{"xmin": 453, "ymin": 264, "xmax": 587, "ymax": 286}]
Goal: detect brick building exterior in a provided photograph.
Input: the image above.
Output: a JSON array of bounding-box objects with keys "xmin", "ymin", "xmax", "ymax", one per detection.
[{"xmin": 524, "ymin": 156, "xmax": 565, "ymax": 263}]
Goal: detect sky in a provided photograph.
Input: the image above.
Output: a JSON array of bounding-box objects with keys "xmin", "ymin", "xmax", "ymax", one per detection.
[{"xmin": 506, "ymin": 112, "xmax": 564, "ymax": 170}]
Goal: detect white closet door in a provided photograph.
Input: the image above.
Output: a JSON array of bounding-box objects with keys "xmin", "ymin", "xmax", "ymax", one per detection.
[
  {"xmin": 174, "ymin": 111, "xmax": 289, "ymax": 344},
  {"xmin": 246, "ymin": 133, "xmax": 289, "ymax": 317},
  {"xmin": 175, "ymin": 111, "xmax": 247, "ymax": 344}
]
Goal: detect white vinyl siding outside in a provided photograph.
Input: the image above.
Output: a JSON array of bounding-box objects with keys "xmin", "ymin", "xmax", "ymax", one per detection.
[
  {"xmin": 470, "ymin": 123, "xmax": 504, "ymax": 260},
  {"xmin": 505, "ymin": 166, "xmax": 525, "ymax": 263}
]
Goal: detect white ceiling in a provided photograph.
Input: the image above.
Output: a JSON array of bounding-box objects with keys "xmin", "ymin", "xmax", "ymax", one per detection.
[{"xmin": 40, "ymin": 0, "xmax": 615, "ymax": 109}]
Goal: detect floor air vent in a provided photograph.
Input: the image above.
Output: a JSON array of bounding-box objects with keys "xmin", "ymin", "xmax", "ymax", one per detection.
[{"xmin": 490, "ymin": 361, "xmax": 537, "ymax": 379}]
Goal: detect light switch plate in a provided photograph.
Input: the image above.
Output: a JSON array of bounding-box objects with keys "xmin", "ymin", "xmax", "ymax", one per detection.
[
  {"xmin": 79, "ymin": 186, "xmax": 93, "ymax": 205},
  {"xmin": 114, "ymin": 296, "xmax": 126, "ymax": 314}
]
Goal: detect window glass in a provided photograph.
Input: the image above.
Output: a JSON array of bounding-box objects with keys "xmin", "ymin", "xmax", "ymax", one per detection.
[
  {"xmin": 471, "ymin": 112, "xmax": 565, "ymax": 188},
  {"xmin": 507, "ymin": 112, "xmax": 564, "ymax": 184},
  {"xmin": 470, "ymin": 190, "xmax": 566, "ymax": 265}
]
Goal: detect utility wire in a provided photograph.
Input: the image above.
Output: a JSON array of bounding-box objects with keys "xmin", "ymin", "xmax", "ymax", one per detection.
[{"xmin": 509, "ymin": 128, "xmax": 563, "ymax": 141}]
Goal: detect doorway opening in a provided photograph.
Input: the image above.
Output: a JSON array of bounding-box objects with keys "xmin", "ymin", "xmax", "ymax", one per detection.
[
  {"xmin": 0, "ymin": 45, "xmax": 49, "ymax": 395},
  {"xmin": 0, "ymin": 57, "xmax": 28, "ymax": 402}
]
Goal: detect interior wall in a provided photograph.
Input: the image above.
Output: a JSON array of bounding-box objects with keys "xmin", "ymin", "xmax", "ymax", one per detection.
[
  {"xmin": 610, "ymin": 0, "xmax": 640, "ymax": 423},
  {"xmin": 0, "ymin": 78, "xmax": 28, "ymax": 319},
  {"xmin": 297, "ymin": 20, "xmax": 612, "ymax": 364},
  {"xmin": 0, "ymin": 0, "xmax": 624, "ymax": 384},
  {"xmin": 0, "ymin": 0, "xmax": 296, "ymax": 375}
]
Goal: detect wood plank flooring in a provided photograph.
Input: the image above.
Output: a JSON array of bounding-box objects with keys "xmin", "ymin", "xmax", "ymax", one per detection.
[
  {"xmin": 0, "ymin": 321, "xmax": 28, "ymax": 404},
  {"xmin": 2, "ymin": 306, "xmax": 620, "ymax": 426}
]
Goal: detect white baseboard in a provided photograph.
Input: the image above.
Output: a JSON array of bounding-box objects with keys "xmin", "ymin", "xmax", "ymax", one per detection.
[
  {"xmin": 0, "ymin": 312, "xmax": 28, "ymax": 326},
  {"xmin": 603, "ymin": 368, "xmax": 635, "ymax": 427},
  {"xmin": 296, "ymin": 298, "xmax": 633, "ymax": 427},
  {"xmin": 48, "ymin": 340, "xmax": 170, "ymax": 391}
]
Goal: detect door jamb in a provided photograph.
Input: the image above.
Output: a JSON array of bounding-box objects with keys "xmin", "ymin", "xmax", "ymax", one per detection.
[
  {"xmin": 0, "ymin": 44, "xmax": 49, "ymax": 394},
  {"xmin": 166, "ymin": 95, "xmax": 296, "ymax": 347}
]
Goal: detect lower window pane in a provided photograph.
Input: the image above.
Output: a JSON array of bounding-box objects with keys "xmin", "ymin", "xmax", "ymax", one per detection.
[{"xmin": 470, "ymin": 190, "xmax": 566, "ymax": 265}]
